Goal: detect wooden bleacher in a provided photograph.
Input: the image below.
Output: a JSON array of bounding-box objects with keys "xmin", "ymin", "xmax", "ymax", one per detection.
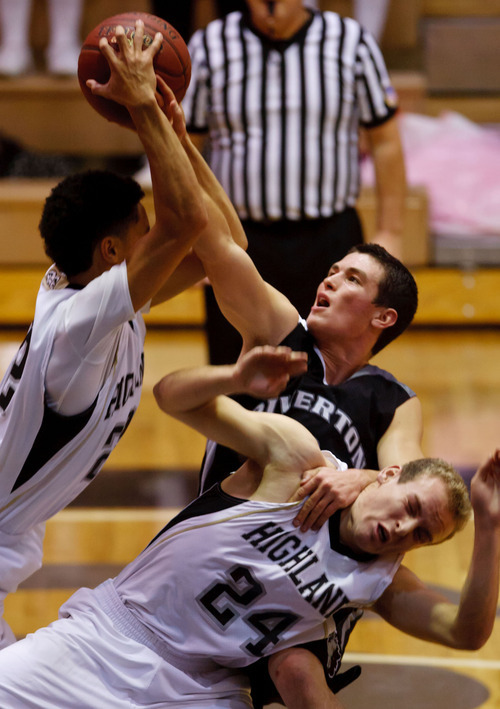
[
  {"xmin": 2, "ymin": 263, "xmax": 499, "ymax": 329},
  {"xmin": 0, "ymin": 0, "xmax": 499, "ymax": 330}
]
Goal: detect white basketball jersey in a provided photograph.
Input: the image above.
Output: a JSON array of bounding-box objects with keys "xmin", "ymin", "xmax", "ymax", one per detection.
[
  {"xmin": 0, "ymin": 263, "xmax": 145, "ymax": 532},
  {"xmin": 114, "ymin": 484, "xmax": 402, "ymax": 669}
]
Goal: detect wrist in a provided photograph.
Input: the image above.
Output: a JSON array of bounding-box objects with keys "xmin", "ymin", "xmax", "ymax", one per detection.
[
  {"xmin": 473, "ymin": 515, "xmax": 500, "ymax": 545},
  {"xmin": 127, "ymin": 96, "xmax": 162, "ymax": 121}
]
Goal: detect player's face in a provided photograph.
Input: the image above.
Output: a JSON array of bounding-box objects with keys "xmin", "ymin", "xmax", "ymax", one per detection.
[
  {"xmin": 306, "ymin": 252, "xmax": 388, "ymax": 343},
  {"xmin": 246, "ymin": 0, "xmax": 311, "ymax": 40},
  {"xmin": 341, "ymin": 471, "xmax": 456, "ymax": 556}
]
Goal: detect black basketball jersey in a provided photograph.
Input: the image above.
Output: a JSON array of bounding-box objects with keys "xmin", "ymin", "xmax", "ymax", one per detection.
[{"xmin": 200, "ymin": 321, "xmax": 415, "ymax": 493}]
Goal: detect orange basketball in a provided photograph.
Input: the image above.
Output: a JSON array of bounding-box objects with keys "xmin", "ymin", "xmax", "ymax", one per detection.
[{"xmin": 78, "ymin": 12, "xmax": 191, "ymax": 128}]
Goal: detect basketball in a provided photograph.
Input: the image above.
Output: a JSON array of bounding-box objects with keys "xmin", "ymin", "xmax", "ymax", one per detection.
[{"xmin": 78, "ymin": 12, "xmax": 191, "ymax": 128}]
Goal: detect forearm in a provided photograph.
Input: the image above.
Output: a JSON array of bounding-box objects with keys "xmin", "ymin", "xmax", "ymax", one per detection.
[
  {"xmin": 154, "ymin": 347, "xmax": 307, "ymax": 422},
  {"xmin": 448, "ymin": 521, "xmax": 500, "ymax": 649},
  {"xmin": 449, "ymin": 450, "xmax": 500, "ymax": 649},
  {"xmin": 150, "ymin": 252, "xmax": 205, "ymax": 306},
  {"xmin": 376, "ymin": 526, "xmax": 500, "ymax": 651},
  {"xmin": 182, "ymin": 133, "xmax": 248, "ymax": 250},
  {"xmin": 367, "ymin": 119, "xmax": 406, "ymax": 257},
  {"xmin": 154, "ymin": 363, "xmax": 238, "ymax": 416},
  {"xmin": 372, "ymin": 143, "xmax": 406, "ymax": 237},
  {"xmin": 130, "ymin": 102, "xmax": 206, "ymax": 230},
  {"xmin": 188, "ymin": 206, "xmax": 297, "ymax": 349}
]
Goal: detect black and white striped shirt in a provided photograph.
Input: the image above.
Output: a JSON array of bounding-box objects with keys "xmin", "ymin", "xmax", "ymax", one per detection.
[{"xmin": 183, "ymin": 10, "xmax": 398, "ymax": 222}]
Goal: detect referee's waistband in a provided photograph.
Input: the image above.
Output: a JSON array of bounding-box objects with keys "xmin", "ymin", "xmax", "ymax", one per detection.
[{"xmin": 94, "ymin": 579, "xmax": 220, "ymax": 674}]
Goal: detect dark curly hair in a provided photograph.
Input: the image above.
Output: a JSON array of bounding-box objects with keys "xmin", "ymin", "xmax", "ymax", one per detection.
[
  {"xmin": 347, "ymin": 244, "xmax": 418, "ymax": 355},
  {"xmin": 39, "ymin": 170, "xmax": 145, "ymax": 277}
]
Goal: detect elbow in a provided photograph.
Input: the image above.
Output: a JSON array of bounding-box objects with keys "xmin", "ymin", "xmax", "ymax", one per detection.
[
  {"xmin": 469, "ymin": 637, "xmax": 489, "ymax": 651},
  {"xmin": 153, "ymin": 379, "xmax": 170, "ymax": 414},
  {"xmin": 452, "ymin": 627, "xmax": 493, "ymax": 652},
  {"xmin": 459, "ymin": 634, "xmax": 491, "ymax": 652}
]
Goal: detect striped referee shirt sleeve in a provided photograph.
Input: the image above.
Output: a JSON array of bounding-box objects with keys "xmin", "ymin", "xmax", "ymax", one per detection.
[
  {"xmin": 355, "ymin": 29, "xmax": 398, "ymax": 127},
  {"xmin": 183, "ymin": 28, "xmax": 211, "ymax": 133}
]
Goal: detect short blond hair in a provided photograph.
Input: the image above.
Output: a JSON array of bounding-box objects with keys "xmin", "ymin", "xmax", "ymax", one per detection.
[{"xmin": 398, "ymin": 458, "xmax": 472, "ymax": 537}]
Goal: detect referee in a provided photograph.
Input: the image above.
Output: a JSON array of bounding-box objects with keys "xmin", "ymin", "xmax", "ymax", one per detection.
[{"xmin": 183, "ymin": 0, "xmax": 406, "ymax": 364}]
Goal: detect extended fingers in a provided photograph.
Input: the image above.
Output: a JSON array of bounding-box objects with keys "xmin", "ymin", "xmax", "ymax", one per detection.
[
  {"xmin": 156, "ymin": 75, "xmax": 176, "ymax": 104},
  {"xmin": 293, "ymin": 492, "xmax": 330, "ymax": 532},
  {"xmin": 132, "ymin": 20, "xmax": 163, "ymax": 59},
  {"xmin": 114, "ymin": 20, "xmax": 144, "ymax": 55},
  {"xmin": 309, "ymin": 501, "xmax": 340, "ymax": 532},
  {"xmin": 104, "ymin": 20, "xmax": 163, "ymax": 62},
  {"xmin": 132, "ymin": 19, "xmax": 145, "ymax": 49},
  {"xmin": 96, "ymin": 35, "xmax": 116, "ymax": 65}
]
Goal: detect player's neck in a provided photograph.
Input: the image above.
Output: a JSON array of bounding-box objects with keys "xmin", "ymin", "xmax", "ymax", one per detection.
[
  {"xmin": 318, "ymin": 342, "xmax": 371, "ymax": 386},
  {"xmin": 69, "ymin": 257, "xmax": 118, "ymax": 288}
]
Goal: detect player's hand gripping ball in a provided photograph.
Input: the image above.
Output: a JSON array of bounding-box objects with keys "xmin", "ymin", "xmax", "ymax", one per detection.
[{"xmin": 78, "ymin": 12, "xmax": 191, "ymax": 128}]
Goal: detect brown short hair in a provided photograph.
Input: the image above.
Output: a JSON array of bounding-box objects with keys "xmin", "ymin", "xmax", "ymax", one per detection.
[{"xmin": 348, "ymin": 244, "xmax": 418, "ymax": 355}]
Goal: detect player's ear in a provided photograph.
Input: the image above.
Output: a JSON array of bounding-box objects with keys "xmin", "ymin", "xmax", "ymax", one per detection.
[
  {"xmin": 99, "ymin": 236, "xmax": 121, "ymax": 265},
  {"xmin": 372, "ymin": 307, "xmax": 397, "ymax": 330},
  {"xmin": 377, "ymin": 465, "xmax": 401, "ymax": 484}
]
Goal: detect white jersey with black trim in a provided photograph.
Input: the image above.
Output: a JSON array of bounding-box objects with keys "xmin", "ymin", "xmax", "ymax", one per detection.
[
  {"xmin": 0, "ymin": 263, "xmax": 145, "ymax": 532},
  {"xmin": 113, "ymin": 483, "xmax": 402, "ymax": 670}
]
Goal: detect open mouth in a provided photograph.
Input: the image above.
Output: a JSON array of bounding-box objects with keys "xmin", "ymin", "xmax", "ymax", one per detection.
[
  {"xmin": 316, "ymin": 296, "xmax": 329, "ymax": 308},
  {"xmin": 378, "ymin": 524, "xmax": 388, "ymax": 543}
]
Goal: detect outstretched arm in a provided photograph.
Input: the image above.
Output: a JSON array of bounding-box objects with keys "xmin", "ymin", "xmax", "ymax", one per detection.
[
  {"xmin": 196, "ymin": 207, "xmax": 298, "ymax": 351},
  {"xmin": 374, "ymin": 449, "xmax": 500, "ymax": 650},
  {"xmin": 86, "ymin": 21, "xmax": 207, "ymax": 311},
  {"xmin": 154, "ymin": 346, "xmax": 308, "ymax": 465},
  {"xmin": 147, "ymin": 78, "xmax": 298, "ymax": 337},
  {"xmin": 150, "ymin": 80, "xmax": 299, "ymax": 349},
  {"xmin": 185, "ymin": 145, "xmax": 299, "ymax": 349}
]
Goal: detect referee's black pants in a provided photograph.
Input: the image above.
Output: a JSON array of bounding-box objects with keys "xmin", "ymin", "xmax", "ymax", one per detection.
[{"xmin": 204, "ymin": 207, "xmax": 364, "ymax": 365}]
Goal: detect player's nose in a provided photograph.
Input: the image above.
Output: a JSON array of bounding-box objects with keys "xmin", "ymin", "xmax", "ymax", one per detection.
[
  {"xmin": 395, "ymin": 518, "xmax": 416, "ymax": 537},
  {"xmin": 323, "ymin": 274, "xmax": 339, "ymax": 290}
]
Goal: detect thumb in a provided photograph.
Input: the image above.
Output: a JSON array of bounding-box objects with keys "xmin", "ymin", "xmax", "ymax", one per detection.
[
  {"xmin": 86, "ymin": 79, "xmax": 104, "ymax": 95},
  {"xmin": 300, "ymin": 468, "xmax": 318, "ymax": 486},
  {"xmin": 288, "ymin": 487, "xmax": 305, "ymax": 502}
]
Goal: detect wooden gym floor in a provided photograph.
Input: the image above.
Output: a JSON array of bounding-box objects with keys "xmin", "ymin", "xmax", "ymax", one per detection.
[{"xmin": 1, "ymin": 272, "xmax": 499, "ymax": 708}]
